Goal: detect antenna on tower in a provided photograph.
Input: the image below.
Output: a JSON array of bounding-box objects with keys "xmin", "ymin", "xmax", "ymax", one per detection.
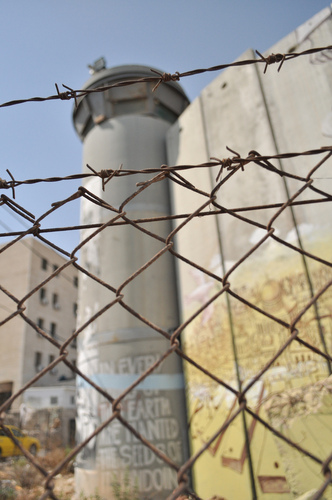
[{"xmin": 88, "ymin": 57, "xmax": 106, "ymax": 75}]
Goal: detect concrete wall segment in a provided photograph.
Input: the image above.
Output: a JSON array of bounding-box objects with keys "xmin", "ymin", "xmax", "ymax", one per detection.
[
  {"xmin": 199, "ymin": 50, "xmax": 296, "ymax": 262},
  {"xmin": 166, "ymin": 49, "xmax": 295, "ymax": 268},
  {"xmin": 165, "ymin": 9, "xmax": 332, "ymax": 498},
  {"xmin": 258, "ymin": 13, "xmax": 332, "ymax": 253}
]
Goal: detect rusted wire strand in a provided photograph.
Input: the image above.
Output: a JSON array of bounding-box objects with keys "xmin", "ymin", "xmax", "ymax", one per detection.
[{"xmin": 1, "ymin": 45, "xmax": 331, "ymax": 109}]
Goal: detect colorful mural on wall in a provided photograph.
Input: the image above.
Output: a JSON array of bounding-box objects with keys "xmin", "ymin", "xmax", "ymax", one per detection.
[{"xmin": 182, "ymin": 232, "xmax": 332, "ymax": 499}]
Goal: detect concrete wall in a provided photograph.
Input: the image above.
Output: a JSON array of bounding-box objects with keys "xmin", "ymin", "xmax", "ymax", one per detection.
[{"xmin": 166, "ymin": 8, "xmax": 332, "ymax": 500}]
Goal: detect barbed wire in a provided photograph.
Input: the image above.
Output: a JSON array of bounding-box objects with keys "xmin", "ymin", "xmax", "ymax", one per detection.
[
  {"xmin": 0, "ymin": 146, "xmax": 332, "ymax": 201},
  {"xmin": 0, "ymin": 44, "xmax": 331, "ymax": 110}
]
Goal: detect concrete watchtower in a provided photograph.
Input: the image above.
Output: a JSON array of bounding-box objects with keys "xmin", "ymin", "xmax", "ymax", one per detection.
[{"xmin": 72, "ymin": 62, "xmax": 190, "ymax": 498}]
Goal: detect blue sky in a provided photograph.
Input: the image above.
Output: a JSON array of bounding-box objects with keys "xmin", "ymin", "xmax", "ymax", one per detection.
[{"xmin": 0, "ymin": 1, "xmax": 330, "ymax": 251}]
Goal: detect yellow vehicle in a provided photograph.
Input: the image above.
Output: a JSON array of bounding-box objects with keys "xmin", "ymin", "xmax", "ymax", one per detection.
[{"xmin": 0, "ymin": 426, "xmax": 40, "ymax": 458}]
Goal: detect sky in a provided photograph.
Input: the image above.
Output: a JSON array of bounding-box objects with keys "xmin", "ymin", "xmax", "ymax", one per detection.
[{"xmin": 0, "ymin": 0, "xmax": 330, "ymax": 252}]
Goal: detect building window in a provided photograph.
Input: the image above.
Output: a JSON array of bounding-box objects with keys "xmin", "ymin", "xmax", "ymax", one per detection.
[
  {"xmin": 36, "ymin": 318, "xmax": 44, "ymax": 336},
  {"xmin": 37, "ymin": 318, "xmax": 44, "ymax": 329},
  {"xmin": 49, "ymin": 355, "xmax": 57, "ymax": 375},
  {"xmin": 52, "ymin": 293, "xmax": 60, "ymax": 309},
  {"xmin": 53, "ymin": 264, "xmax": 59, "ymax": 276},
  {"xmin": 73, "ymin": 302, "xmax": 77, "ymax": 317},
  {"xmin": 39, "ymin": 288, "xmax": 48, "ymax": 305},
  {"xmin": 50, "ymin": 322, "xmax": 57, "ymax": 338},
  {"xmin": 70, "ymin": 359, "xmax": 77, "ymax": 375},
  {"xmin": 0, "ymin": 382, "xmax": 13, "ymax": 408},
  {"xmin": 41, "ymin": 258, "xmax": 48, "ymax": 270},
  {"xmin": 70, "ymin": 395, "xmax": 75, "ymax": 405},
  {"xmin": 50, "ymin": 396, "xmax": 58, "ymax": 405},
  {"xmin": 71, "ymin": 334, "xmax": 77, "ymax": 349},
  {"xmin": 73, "ymin": 276, "xmax": 78, "ymax": 288},
  {"xmin": 35, "ymin": 352, "xmax": 42, "ymax": 372}
]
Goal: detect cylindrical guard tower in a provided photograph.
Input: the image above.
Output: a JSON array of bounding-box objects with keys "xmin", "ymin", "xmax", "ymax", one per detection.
[{"xmin": 72, "ymin": 64, "xmax": 190, "ymax": 498}]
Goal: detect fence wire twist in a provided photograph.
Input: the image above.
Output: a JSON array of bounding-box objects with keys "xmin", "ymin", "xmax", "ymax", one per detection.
[{"xmin": 0, "ymin": 45, "xmax": 332, "ymax": 500}]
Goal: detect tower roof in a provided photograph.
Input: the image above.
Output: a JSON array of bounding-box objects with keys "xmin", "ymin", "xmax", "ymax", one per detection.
[{"xmin": 73, "ymin": 64, "xmax": 190, "ymax": 140}]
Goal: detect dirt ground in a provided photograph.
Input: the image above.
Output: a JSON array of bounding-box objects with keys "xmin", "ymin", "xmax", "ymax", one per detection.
[
  {"xmin": 0, "ymin": 450, "xmax": 75, "ymax": 500},
  {"xmin": 0, "ymin": 453, "xmax": 222, "ymax": 499}
]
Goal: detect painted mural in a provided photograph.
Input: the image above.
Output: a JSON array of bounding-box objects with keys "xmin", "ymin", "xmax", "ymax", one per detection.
[{"xmin": 182, "ymin": 230, "xmax": 332, "ymax": 499}]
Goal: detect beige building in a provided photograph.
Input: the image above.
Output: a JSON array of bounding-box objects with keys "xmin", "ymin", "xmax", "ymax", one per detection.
[{"xmin": 0, "ymin": 237, "xmax": 78, "ymax": 412}]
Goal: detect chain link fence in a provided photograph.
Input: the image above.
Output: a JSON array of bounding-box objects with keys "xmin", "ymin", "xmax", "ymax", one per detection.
[{"xmin": 1, "ymin": 46, "xmax": 332, "ymax": 499}]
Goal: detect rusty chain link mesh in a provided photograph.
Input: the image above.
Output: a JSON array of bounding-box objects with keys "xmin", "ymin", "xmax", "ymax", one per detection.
[{"xmin": 1, "ymin": 46, "xmax": 332, "ymax": 499}]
